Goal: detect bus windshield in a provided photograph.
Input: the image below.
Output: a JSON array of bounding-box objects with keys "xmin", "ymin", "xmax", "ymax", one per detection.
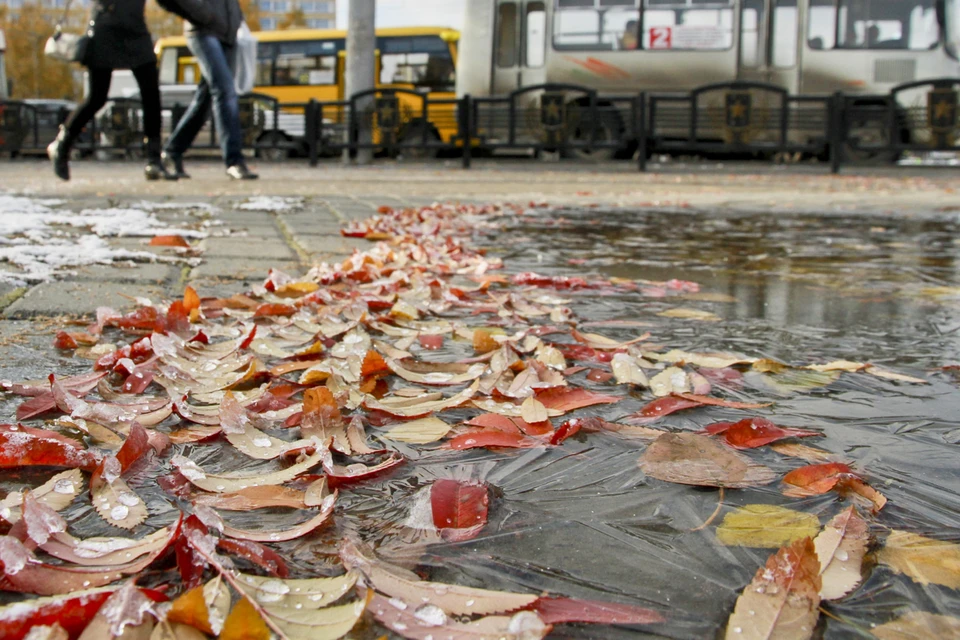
[
  {"xmin": 947, "ymin": 0, "xmax": 960, "ymax": 58},
  {"xmin": 807, "ymin": 0, "xmax": 941, "ymax": 51}
]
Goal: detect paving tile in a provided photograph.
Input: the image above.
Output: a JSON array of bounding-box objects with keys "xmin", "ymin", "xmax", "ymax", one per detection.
[
  {"xmin": 189, "ymin": 259, "xmax": 301, "ymax": 280},
  {"xmin": 4, "ymin": 281, "xmax": 169, "ymax": 318},
  {"xmin": 201, "ymin": 237, "xmax": 295, "ymax": 260}
]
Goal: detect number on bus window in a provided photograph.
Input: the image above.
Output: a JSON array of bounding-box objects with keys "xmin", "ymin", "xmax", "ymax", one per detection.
[{"xmin": 497, "ymin": 3, "xmax": 519, "ymax": 67}]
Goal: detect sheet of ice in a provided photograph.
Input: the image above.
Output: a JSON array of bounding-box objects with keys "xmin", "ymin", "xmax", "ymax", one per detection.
[
  {"xmin": 236, "ymin": 196, "xmax": 303, "ymax": 212},
  {"xmin": 0, "ymin": 194, "xmax": 206, "ymax": 285}
]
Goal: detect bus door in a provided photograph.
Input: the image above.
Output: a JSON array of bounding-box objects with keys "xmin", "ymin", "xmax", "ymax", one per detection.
[
  {"xmin": 493, "ymin": 0, "xmax": 548, "ymax": 94},
  {"xmin": 738, "ymin": 0, "xmax": 802, "ymax": 93}
]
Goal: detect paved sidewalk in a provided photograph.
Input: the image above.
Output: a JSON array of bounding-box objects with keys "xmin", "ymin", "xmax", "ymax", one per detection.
[{"xmin": 1, "ymin": 159, "xmax": 959, "ymax": 327}]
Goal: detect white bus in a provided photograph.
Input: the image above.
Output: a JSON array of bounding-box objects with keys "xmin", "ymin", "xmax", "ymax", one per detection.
[{"xmin": 458, "ymin": 0, "xmax": 960, "ymax": 155}]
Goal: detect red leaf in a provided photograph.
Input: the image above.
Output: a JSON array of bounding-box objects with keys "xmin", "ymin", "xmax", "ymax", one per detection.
[
  {"xmin": 53, "ymin": 331, "xmax": 78, "ymax": 350},
  {"xmin": 361, "ymin": 350, "xmax": 391, "ymax": 378},
  {"xmin": 550, "ymin": 419, "xmax": 581, "ymax": 445},
  {"xmin": 430, "ymin": 479, "xmax": 489, "ymax": 541},
  {"xmin": 217, "ymin": 538, "xmax": 290, "ymax": 577},
  {"xmin": 0, "ymin": 424, "xmax": 99, "ymax": 470},
  {"xmin": 114, "ymin": 423, "xmax": 152, "ymax": 473},
  {"xmin": 418, "ymin": 334, "xmax": 444, "ymax": 350},
  {"xmin": 16, "ymin": 393, "xmax": 59, "ymax": 421},
  {"xmin": 238, "ymin": 325, "xmax": 258, "ymax": 351},
  {"xmin": 322, "ymin": 451, "xmax": 405, "ymax": 488},
  {"xmin": 531, "ymin": 597, "xmax": 665, "ymax": 625},
  {"xmin": 150, "ymin": 234, "xmax": 190, "ymax": 248},
  {"xmin": 674, "ymin": 393, "xmax": 771, "ymax": 410},
  {"xmin": 782, "ymin": 462, "xmax": 856, "ymax": 495},
  {"xmin": 120, "ymin": 370, "xmax": 154, "ymax": 394},
  {"xmin": 166, "ymin": 300, "xmax": 191, "ymax": 335},
  {"xmin": 465, "ymin": 413, "xmax": 552, "ymax": 436},
  {"xmin": 253, "ymin": 303, "xmax": 296, "ymax": 318},
  {"xmin": 176, "ymin": 515, "xmax": 210, "ymax": 590},
  {"xmin": 535, "ymin": 386, "xmax": 620, "ymax": 413},
  {"xmin": 448, "ymin": 430, "xmax": 538, "ymax": 450},
  {"xmin": 705, "ymin": 418, "xmax": 820, "ymax": 449},
  {"xmin": 94, "ymin": 337, "xmax": 153, "ymax": 372},
  {"xmin": 108, "ymin": 307, "xmax": 164, "ymax": 332},
  {"xmin": 586, "ymin": 369, "xmax": 613, "ymax": 383},
  {"xmin": 636, "ymin": 396, "xmax": 705, "ymax": 419}
]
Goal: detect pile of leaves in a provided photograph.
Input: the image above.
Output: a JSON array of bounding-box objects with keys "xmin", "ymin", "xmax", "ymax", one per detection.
[{"xmin": 0, "ymin": 202, "xmax": 952, "ymax": 639}]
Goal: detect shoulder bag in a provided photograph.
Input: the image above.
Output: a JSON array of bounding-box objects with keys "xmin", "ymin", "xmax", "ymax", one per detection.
[{"xmin": 44, "ymin": 0, "xmax": 92, "ymax": 63}]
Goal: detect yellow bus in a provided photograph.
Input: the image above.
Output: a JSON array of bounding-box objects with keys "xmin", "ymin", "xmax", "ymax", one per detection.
[{"xmin": 155, "ymin": 26, "xmax": 459, "ymax": 158}]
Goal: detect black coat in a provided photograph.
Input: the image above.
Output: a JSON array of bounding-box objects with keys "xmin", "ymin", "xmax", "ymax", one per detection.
[
  {"xmin": 82, "ymin": 0, "xmax": 156, "ymax": 70},
  {"xmin": 157, "ymin": 0, "xmax": 239, "ymax": 46}
]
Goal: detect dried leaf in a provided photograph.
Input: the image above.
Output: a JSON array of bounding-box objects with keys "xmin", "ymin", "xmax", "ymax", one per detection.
[
  {"xmin": 364, "ymin": 381, "xmax": 479, "ymax": 418},
  {"xmin": 193, "ymin": 486, "xmax": 309, "ymax": 511},
  {"xmin": 236, "ymin": 572, "xmax": 358, "ymax": 609},
  {"xmin": 170, "ymin": 446, "xmax": 324, "ymax": 493},
  {"xmin": 638, "ymin": 433, "xmax": 777, "ymax": 488},
  {"xmin": 716, "ymin": 505, "xmax": 821, "ymax": 549},
  {"xmin": 218, "ymin": 597, "xmax": 270, "ymax": 640},
  {"xmin": 75, "ymin": 581, "xmax": 155, "ymax": 640},
  {"xmin": 871, "ymin": 612, "xmax": 960, "ymax": 639},
  {"xmin": 448, "ymin": 430, "xmax": 539, "ymax": 450},
  {"xmin": 220, "ymin": 493, "xmax": 336, "ymax": 542},
  {"xmin": 705, "ymin": 418, "xmax": 821, "ymax": 449},
  {"xmin": 370, "ymin": 593, "xmax": 550, "ymax": 640},
  {"xmin": 532, "ymin": 596, "xmax": 664, "ymax": 625},
  {"xmin": 878, "ymin": 531, "xmax": 960, "ymax": 590},
  {"xmin": 381, "ymin": 417, "xmax": 452, "ymax": 444},
  {"xmin": 0, "ymin": 424, "xmax": 99, "ymax": 470},
  {"xmin": 92, "ymin": 472, "xmax": 148, "ymax": 530},
  {"xmin": 725, "ymin": 538, "xmax": 821, "ymax": 640},
  {"xmin": 649, "ymin": 367, "xmax": 690, "ymax": 397},
  {"xmin": 657, "ymin": 308, "xmax": 720, "ymax": 322},
  {"xmin": 534, "ymin": 386, "xmax": 620, "ymax": 413},
  {"xmin": 814, "ymin": 507, "xmax": 868, "ymax": 601},
  {"xmin": 520, "ymin": 396, "xmax": 549, "ymax": 423},
  {"xmin": 0, "ymin": 586, "xmax": 120, "ymax": 638},
  {"xmin": 610, "ymin": 353, "xmax": 649, "ymax": 386},
  {"xmin": 431, "ymin": 479, "xmax": 489, "ymax": 542}
]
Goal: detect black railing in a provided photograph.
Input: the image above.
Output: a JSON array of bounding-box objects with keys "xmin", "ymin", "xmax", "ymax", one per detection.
[{"xmin": 2, "ymin": 79, "xmax": 959, "ymax": 173}]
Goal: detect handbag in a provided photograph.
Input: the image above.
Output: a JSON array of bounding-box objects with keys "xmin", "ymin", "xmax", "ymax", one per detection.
[{"xmin": 43, "ymin": 0, "xmax": 91, "ymax": 63}]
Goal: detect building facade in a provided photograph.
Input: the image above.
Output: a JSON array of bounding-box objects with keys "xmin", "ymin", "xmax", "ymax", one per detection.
[{"xmin": 256, "ymin": 0, "xmax": 335, "ymax": 31}]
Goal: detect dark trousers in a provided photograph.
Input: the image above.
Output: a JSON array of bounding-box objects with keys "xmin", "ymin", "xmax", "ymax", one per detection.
[{"xmin": 65, "ymin": 62, "xmax": 162, "ymax": 140}]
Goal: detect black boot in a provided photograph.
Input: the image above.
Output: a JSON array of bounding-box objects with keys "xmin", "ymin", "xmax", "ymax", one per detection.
[
  {"xmin": 161, "ymin": 150, "xmax": 190, "ymax": 179},
  {"xmin": 47, "ymin": 126, "xmax": 73, "ymax": 181},
  {"xmin": 144, "ymin": 138, "xmax": 178, "ymax": 181}
]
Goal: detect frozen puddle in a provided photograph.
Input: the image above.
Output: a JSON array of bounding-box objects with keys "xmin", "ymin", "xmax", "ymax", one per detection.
[{"xmin": 0, "ymin": 194, "xmax": 214, "ymax": 285}]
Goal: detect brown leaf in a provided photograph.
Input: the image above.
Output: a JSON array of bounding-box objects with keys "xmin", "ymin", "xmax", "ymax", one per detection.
[
  {"xmin": 725, "ymin": 538, "xmax": 821, "ymax": 640},
  {"xmin": 638, "ymin": 433, "xmax": 777, "ymax": 488},
  {"xmin": 814, "ymin": 507, "xmax": 868, "ymax": 601},
  {"xmin": 878, "ymin": 530, "xmax": 960, "ymax": 590},
  {"xmin": 219, "ymin": 597, "xmax": 270, "ymax": 640},
  {"xmin": 871, "ymin": 611, "xmax": 960, "ymax": 639}
]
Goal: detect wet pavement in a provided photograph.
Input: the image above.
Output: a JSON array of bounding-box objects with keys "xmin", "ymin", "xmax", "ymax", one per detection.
[{"xmin": 1, "ymin": 162, "xmax": 960, "ymax": 638}]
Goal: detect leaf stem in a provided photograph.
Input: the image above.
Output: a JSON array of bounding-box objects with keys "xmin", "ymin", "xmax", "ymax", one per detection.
[{"xmin": 689, "ymin": 487, "xmax": 724, "ymax": 532}]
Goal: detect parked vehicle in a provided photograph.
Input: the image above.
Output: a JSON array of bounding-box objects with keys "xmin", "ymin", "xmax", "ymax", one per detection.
[
  {"xmin": 456, "ymin": 0, "xmax": 960, "ymax": 158},
  {"xmin": 154, "ymin": 26, "xmax": 460, "ymax": 158}
]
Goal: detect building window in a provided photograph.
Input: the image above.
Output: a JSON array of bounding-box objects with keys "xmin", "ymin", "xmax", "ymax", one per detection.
[
  {"xmin": 260, "ymin": 0, "xmax": 272, "ymax": 11},
  {"xmin": 260, "ymin": 17, "xmax": 276, "ymax": 30},
  {"xmin": 306, "ymin": 19, "xmax": 330, "ymax": 28}
]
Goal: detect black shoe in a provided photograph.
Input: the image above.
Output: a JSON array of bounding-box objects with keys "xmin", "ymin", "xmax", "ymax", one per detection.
[
  {"xmin": 144, "ymin": 138, "xmax": 178, "ymax": 181},
  {"xmin": 161, "ymin": 151, "xmax": 190, "ymax": 179},
  {"xmin": 226, "ymin": 162, "xmax": 259, "ymax": 180},
  {"xmin": 47, "ymin": 126, "xmax": 72, "ymax": 181}
]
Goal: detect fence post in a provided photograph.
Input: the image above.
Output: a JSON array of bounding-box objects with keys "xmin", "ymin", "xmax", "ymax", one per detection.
[
  {"xmin": 637, "ymin": 92, "xmax": 647, "ymax": 173},
  {"xmin": 460, "ymin": 94, "xmax": 472, "ymax": 170},
  {"xmin": 830, "ymin": 91, "xmax": 843, "ymax": 174},
  {"xmin": 307, "ymin": 99, "xmax": 319, "ymax": 167}
]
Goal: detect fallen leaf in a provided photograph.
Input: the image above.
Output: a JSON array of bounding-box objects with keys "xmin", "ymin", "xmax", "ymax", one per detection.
[
  {"xmin": 705, "ymin": 418, "xmax": 820, "ymax": 449},
  {"xmin": 465, "ymin": 413, "xmax": 552, "ymax": 437},
  {"xmin": 218, "ymin": 597, "xmax": 270, "ymax": 640},
  {"xmin": 380, "ymin": 417, "xmax": 452, "ymax": 444},
  {"xmin": 657, "ymin": 308, "xmax": 720, "ymax": 322},
  {"xmin": 638, "ymin": 433, "xmax": 777, "ymax": 488},
  {"xmin": 878, "ymin": 530, "xmax": 960, "ymax": 590},
  {"xmin": 610, "ymin": 353, "xmax": 650, "ymax": 386},
  {"xmin": 431, "ymin": 479, "xmax": 489, "ymax": 542},
  {"xmin": 150, "ymin": 235, "xmax": 191, "ymax": 248},
  {"xmin": 649, "ymin": 367, "xmax": 690, "ymax": 397},
  {"xmin": 531, "ymin": 596, "xmax": 664, "ymax": 625},
  {"xmin": 219, "ymin": 493, "xmax": 336, "ymax": 543},
  {"xmin": 814, "ymin": 507, "xmax": 868, "ymax": 601},
  {"xmin": 871, "ymin": 611, "xmax": 960, "ymax": 639},
  {"xmin": 716, "ymin": 505, "xmax": 821, "ymax": 548},
  {"xmin": 170, "ymin": 446, "xmax": 324, "ymax": 493},
  {"xmin": 725, "ymin": 538, "xmax": 821, "ymax": 640},
  {"xmin": 534, "ymin": 386, "xmax": 620, "ymax": 413},
  {"xmin": 448, "ymin": 430, "xmax": 539, "ymax": 450}
]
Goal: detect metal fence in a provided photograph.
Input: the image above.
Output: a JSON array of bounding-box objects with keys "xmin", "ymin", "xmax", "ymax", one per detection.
[{"xmin": 2, "ymin": 78, "xmax": 959, "ymax": 173}]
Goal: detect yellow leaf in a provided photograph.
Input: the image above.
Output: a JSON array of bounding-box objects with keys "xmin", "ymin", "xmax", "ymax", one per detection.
[
  {"xmin": 520, "ymin": 396, "xmax": 548, "ymax": 423},
  {"xmin": 872, "ymin": 611, "xmax": 960, "ymax": 639},
  {"xmin": 805, "ymin": 360, "xmax": 865, "ymax": 373},
  {"xmin": 167, "ymin": 587, "xmax": 212, "ymax": 635},
  {"xmin": 219, "ymin": 597, "xmax": 271, "ymax": 640},
  {"xmin": 878, "ymin": 531, "xmax": 960, "ymax": 590},
  {"xmin": 716, "ymin": 504, "xmax": 820, "ymax": 548},
  {"xmin": 657, "ymin": 308, "xmax": 721, "ymax": 322}
]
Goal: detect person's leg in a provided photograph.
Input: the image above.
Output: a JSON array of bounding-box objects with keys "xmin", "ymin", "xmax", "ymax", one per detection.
[
  {"xmin": 131, "ymin": 62, "xmax": 176, "ymax": 180},
  {"xmin": 162, "ymin": 78, "xmax": 211, "ymax": 179},
  {"xmin": 50, "ymin": 68, "xmax": 112, "ymax": 181},
  {"xmin": 188, "ymin": 34, "xmax": 246, "ymax": 169}
]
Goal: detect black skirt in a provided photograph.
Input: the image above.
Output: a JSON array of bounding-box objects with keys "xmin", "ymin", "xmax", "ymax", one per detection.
[{"xmin": 82, "ymin": 25, "xmax": 156, "ymax": 70}]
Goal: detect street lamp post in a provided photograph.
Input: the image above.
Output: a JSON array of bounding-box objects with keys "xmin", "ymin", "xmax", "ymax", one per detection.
[{"xmin": 344, "ymin": 0, "xmax": 375, "ymax": 165}]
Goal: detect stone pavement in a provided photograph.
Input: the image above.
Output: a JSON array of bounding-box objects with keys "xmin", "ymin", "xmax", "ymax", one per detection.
[{"xmin": 1, "ymin": 158, "xmax": 959, "ymax": 328}]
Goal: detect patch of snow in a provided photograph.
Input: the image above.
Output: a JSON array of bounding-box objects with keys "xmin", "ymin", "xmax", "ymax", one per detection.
[{"xmin": 236, "ymin": 196, "xmax": 303, "ymax": 212}]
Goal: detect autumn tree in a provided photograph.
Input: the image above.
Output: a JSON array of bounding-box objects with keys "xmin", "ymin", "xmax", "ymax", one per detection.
[
  {"xmin": 278, "ymin": 7, "xmax": 306, "ymax": 30},
  {"xmin": 0, "ymin": 2, "xmax": 80, "ymax": 100},
  {"xmin": 238, "ymin": 0, "xmax": 261, "ymax": 31},
  {"xmin": 145, "ymin": 0, "xmax": 183, "ymax": 39}
]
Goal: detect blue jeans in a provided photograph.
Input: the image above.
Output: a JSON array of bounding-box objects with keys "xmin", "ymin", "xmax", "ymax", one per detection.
[{"xmin": 165, "ymin": 35, "xmax": 243, "ymax": 167}]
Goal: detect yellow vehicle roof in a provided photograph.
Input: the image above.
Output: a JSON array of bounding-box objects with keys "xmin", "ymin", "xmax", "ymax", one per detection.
[{"xmin": 155, "ymin": 26, "xmax": 459, "ymax": 51}]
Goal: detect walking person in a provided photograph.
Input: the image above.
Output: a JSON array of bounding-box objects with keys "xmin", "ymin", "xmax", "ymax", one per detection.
[
  {"xmin": 158, "ymin": 0, "xmax": 258, "ymax": 180},
  {"xmin": 47, "ymin": 0, "xmax": 183, "ymax": 181}
]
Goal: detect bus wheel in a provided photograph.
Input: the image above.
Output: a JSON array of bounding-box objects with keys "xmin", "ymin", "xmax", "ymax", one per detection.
[
  {"xmin": 257, "ymin": 132, "xmax": 291, "ymax": 162},
  {"xmin": 563, "ymin": 109, "xmax": 620, "ymax": 162},
  {"xmin": 398, "ymin": 124, "xmax": 441, "ymax": 160}
]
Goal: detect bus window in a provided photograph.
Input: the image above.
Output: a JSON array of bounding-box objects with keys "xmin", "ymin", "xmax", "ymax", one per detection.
[
  {"xmin": 641, "ymin": 0, "xmax": 734, "ymax": 50},
  {"xmin": 497, "ymin": 3, "xmax": 520, "ymax": 65},
  {"xmin": 158, "ymin": 46, "xmax": 180, "ymax": 85},
  {"xmin": 772, "ymin": 0, "xmax": 798, "ymax": 67},
  {"xmin": 741, "ymin": 0, "xmax": 763, "ymax": 66},
  {"xmin": 553, "ymin": 0, "xmax": 639, "ymax": 51},
  {"xmin": 526, "ymin": 2, "xmax": 547, "ymax": 66},
  {"xmin": 816, "ymin": 0, "xmax": 940, "ymax": 50},
  {"xmin": 257, "ymin": 43, "xmax": 275, "ymax": 86},
  {"xmin": 379, "ymin": 36, "xmax": 456, "ymax": 91},
  {"xmin": 274, "ymin": 41, "xmax": 339, "ymax": 86},
  {"xmin": 807, "ymin": 0, "xmax": 836, "ymax": 49}
]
